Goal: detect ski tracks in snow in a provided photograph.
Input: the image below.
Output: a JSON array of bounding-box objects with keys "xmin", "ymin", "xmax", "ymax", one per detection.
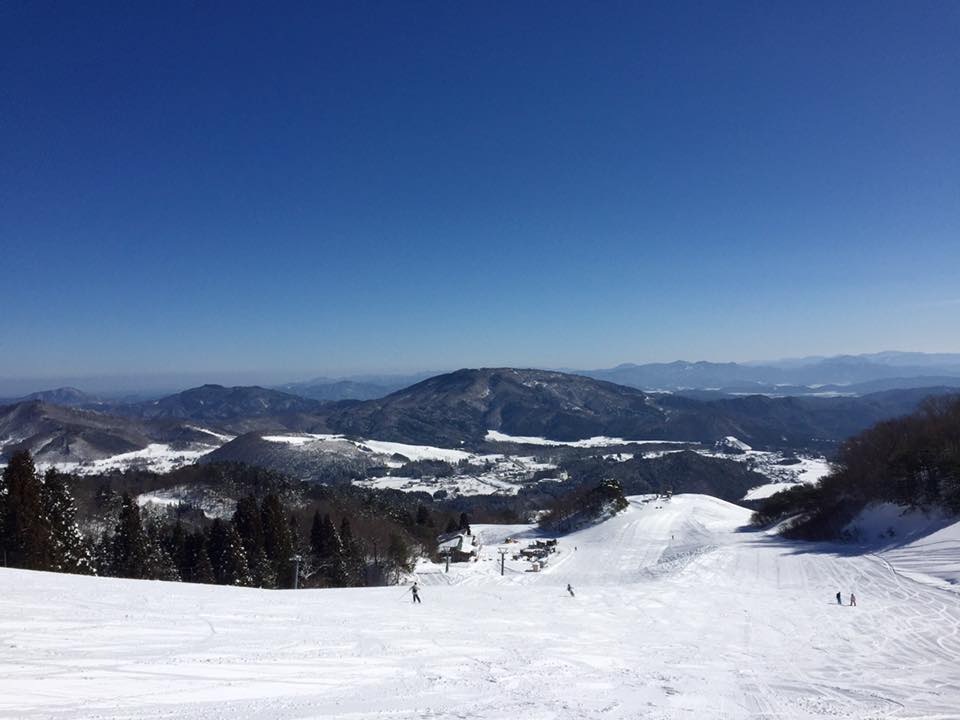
[{"xmin": 3, "ymin": 495, "xmax": 960, "ymax": 719}]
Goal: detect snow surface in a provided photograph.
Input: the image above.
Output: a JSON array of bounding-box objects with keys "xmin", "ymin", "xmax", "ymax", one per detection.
[
  {"xmin": 740, "ymin": 455, "xmax": 833, "ymax": 500},
  {"xmin": 354, "ymin": 455, "xmax": 557, "ymax": 497},
  {"xmin": 186, "ymin": 426, "xmax": 236, "ymax": 443},
  {"xmin": 42, "ymin": 443, "xmax": 220, "ymax": 476},
  {"xmin": 844, "ymin": 503, "xmax": 960, "ymax": 590},
  {"xmin": 261, "ymin": 435, "xmax": 476, "ymax": 464},
  {"xmin": 3, "ymin": 494, "xmax": 959, "ymax": 719},
  {"xmin": 357, "ymin": 439, "xmax": 474, "ymax": 463},
  {"xmin": 484, "ymin": 430, "xmax": 690, "ymax": 447},
  {"xmin": 717, "ymin": 435, "xmax": 753, "ymax": 452}
]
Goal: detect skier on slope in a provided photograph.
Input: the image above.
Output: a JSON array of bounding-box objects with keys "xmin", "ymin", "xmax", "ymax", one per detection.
[
  {"xmin": 567, "ymin": 583, "xmax": 575, "ymax": 598},
  {"xmin": 836, "ymin": 591, "xmax": 842, "ymax": 605},
  {"xmin": 410, "ymin": 582, "xmax": 422, "ymax": 604},
  {"xmin": 849, "ymin": 592, "xmax": 856, "ymax": 607}
]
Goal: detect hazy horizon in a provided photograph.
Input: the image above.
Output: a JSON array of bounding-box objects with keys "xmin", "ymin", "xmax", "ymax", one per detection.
[{"xmin": 4, "ymin": 349, "xmax": 960, "ymax": 397}]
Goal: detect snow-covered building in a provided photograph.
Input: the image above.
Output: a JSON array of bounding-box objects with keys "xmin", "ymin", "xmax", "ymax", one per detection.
[{"xmin": 437, "ymin": 532, "xmax": 479, "ymax": 562}]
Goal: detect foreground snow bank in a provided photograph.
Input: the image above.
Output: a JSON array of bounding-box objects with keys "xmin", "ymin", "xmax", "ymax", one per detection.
[
  {"xmin": 845, "ymin": 502, "xmax": 960, "ymax": 590},
  {"xmin": 3, "ymin": 494, "xmax": 959, "ymax": 719}
]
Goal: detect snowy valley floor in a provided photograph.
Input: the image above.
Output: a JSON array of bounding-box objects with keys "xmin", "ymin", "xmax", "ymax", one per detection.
[{"xmin": 2, "ymin": 495, "xmax": 959, "ymax": 720}]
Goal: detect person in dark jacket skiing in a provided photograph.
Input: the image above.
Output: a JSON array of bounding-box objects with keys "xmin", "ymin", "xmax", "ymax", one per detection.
[
  {"xmin": 850, "ymin": 592, "xmax": 856, "ymax": 607},
  {"xmin": 567, "ymin": 583, "xmax": 575, "ymax": 597},
  {"xmin": 836, "ymin": 591, "xmax": 842, "ymax": 605},
  {"xmin": 410, "ymin": 583, "xmax": 421, "ymax": 603}
]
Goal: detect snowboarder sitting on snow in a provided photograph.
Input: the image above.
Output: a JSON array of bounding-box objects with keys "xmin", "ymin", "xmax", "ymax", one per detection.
[
  {"xmin": 410, "ymin": 582, "xmax": 422, "ymax": 604},
  {"xmin": 567, "ymin": 584, "xmax": 575, "ymax": 598}
]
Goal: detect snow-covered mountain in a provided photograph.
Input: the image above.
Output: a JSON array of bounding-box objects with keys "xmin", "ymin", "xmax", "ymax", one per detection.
[
  {"xmin": 4, "ymin": 493, "xmax": 958, "ymax": 719},
  {"xmin": 5, "ymin": 369, "xmax": 957, "ymax": 469},
  {"xmin": 0, "ymin": 401, "xmax": 223, "ymax": 465}
]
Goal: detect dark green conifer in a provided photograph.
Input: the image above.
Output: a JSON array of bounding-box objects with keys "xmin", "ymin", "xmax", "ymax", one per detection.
[
  {"xmin": 0, "ymin": 451, "xmax": 51, "ymax": 570},
  {"xmin": 111, "ymin": 494, "xmax": 149, "ymax": 579},
  {"xmin": 260, "ymin": 494, "xmax": 293, "ymax": 587},
  {"xmin": 41, "ymin": 469, "xmax": 93, "ymax": 574}
]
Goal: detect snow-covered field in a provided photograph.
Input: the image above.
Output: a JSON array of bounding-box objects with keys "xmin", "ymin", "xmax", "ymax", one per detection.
[
  {"xmin": 741, "ymin": 455, "xmax": 833, "ymax": 500},
  {"xmin": 43, "ymin": 443, "xmax": 223, "ymax": 476},
  {"xmin": 484, "ymin": 430, "xmax": 690, "ymax": 447},
  {"xmin": 3, "ymin": 494, "xmax": 959, "ymax": 719}
]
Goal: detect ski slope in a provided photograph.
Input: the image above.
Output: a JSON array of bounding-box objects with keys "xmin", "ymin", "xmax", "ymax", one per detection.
[{"xmin": 2, "ymin": 496, "xmax": 959, "ymax": 719}]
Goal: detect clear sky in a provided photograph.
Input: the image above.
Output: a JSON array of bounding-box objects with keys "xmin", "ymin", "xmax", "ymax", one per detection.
[{"xmin": 2, "ymin": 1, "xmax": 959, "ymax": 390}]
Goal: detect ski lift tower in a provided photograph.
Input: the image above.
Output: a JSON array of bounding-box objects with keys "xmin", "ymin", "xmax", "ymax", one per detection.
[
  {"xmin": 497, "ymin": 547, "xmax": 508, "ymax": 576},
  {"xmin": 290, "ymin": 554, "xmax": 303, "ymax": 589}
]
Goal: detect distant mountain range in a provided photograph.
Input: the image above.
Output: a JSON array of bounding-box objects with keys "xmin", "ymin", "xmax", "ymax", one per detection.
[
  {"xmin": 2, "ymin": 387, "xmax": 106, "ymax": 408},
  {"xmin": 576, "ymin": 352, "xmax": 960, "ymax": 394},
  {"xmin": 274, "ymin": 372, "xmax": 437, "ymax": 401},
  {"xmin": 112, "ymin": 384, "xmax": 326, "ymax": 432},
  {"xmin": 277, "ymin": 352, "xmax": 960, "ymax": 401},
  {"xmin": 4, "ymin": 361, "xmax": 960, "ymax": 466},
  {"xmin": 6, "ymin": 353, "xmax": 960, "ymax": 406},
  {"xmin": 318, "ymin": 368, "xmax": 958, "ymax": 449}
]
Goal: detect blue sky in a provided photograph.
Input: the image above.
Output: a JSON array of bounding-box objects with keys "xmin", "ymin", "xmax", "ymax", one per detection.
[{"xmin": 2, "ymin": 1, "xmax": 959, "ymax": 390}]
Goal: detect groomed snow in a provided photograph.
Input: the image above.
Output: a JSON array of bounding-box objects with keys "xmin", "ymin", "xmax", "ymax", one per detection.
[{"xmin": 3, "ymin": 494, "xmax": 959, "ymax": 719}]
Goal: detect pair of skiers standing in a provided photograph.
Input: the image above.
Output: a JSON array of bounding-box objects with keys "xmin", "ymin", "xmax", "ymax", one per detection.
[{"xmin": 836, "ymin": 590, "xmax": 856, "ymax": 606}]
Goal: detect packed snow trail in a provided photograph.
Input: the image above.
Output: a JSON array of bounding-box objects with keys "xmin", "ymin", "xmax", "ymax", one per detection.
[{"xmin": 2, "ymin": 495, "xmax": 959, "ymax": 719}]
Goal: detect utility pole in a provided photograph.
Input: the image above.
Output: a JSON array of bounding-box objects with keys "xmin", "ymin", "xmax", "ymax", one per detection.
[
  {"xmin": 290, "ymin": 554, "xmax": 302, "ymax": 590},
  {"xmin": 441, "ymin": 549, "xmax": 450, "ymax": 573},
  {"xmin": 498, "ymin": 548, "xmax": 508, "ymax": 576}
]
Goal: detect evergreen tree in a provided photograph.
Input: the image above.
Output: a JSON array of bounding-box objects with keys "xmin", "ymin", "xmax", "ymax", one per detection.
[
  {"xmin": 415, "ymin": 504, "xmax": 432, "ymax": 526},
  {"xmin": 40, "ymin": 469, "xmax": 93, "ymax": 575},
  {"xmin": 207, "ymin": 518, "xmax": 252, "ymax": 586},
  {"xmin": 206, "ymin": 518, "xmax": 228, "ymax": 581},
  {"xmin": 234, "ymin": 495, "xmax": 272, "ymax": 586},
  {"xmin": 167, "ymin": 520, "xmax": 188, "ymax": 575},
  {"xmin": 386, "ymin": 532, "xmax": 411, "ymax": 584},
  {"xmin": 339, "ymin": 515, "xmax": 355, "ymax": 551},
  {"xmin": 310, "ymin": 510, "xmax": 331, "ymax": 557},
  {"xmin": 0, "ymin": 451, "xmax": 51, "ymax": 570},
  {"xmin": 182, "ymin": 530, "xmax": 215, "ymax": 584},
  {"xmin": 340, "ymin": 515, "xmax": 361, "ymax": 586},
  {"xmin": 247, "ymin": 546, "xmax": 276, "ymax": 588},
  {"xmin": 92, "ymin": 530, "xmax": 113, "ymax": 576},
  {"xmin": 111, "ymin": 494, "xmax": 149, "ymax": 579},
  {"xmin": 143, "ymin": 515, "xmax": 181, "ymax": 581},
  {"xmin": 232, "ymin": 495, "xmax": 265, "ymax": 558},
  {"xmin": 458, "ymin": 512, "xmax": 471, "ymax": 535},
  {"xmin": 260, "ymin": 494, "xmax": 294, "ymax": 588},
  {"xmin": 310, "ymin": 512, "xmax": 345, "ymax": 586}
]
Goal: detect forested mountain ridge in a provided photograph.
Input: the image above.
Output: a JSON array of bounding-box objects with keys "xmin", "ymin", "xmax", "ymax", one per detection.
[{"xmin": 4, "ymin": 371, "xmax": 959, "ymax": 465}]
